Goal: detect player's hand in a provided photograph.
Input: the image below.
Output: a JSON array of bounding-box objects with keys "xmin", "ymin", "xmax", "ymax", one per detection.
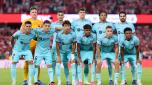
[
  {"xmin": 93, "ymin": 59, "xmax": 96, "ymax": 64},
  {"xmin": 70, "ymin": 54, "xmax": 75, "ymax": 63},
  {"xmin": 114, "ymin": 59, "xmax": 120, "ymax": 65},
  {"xmin": 120, "ymin": 60, "xmax": 124, "ymax": 65},
  {"xmin": 136, "ymin": 59, "xmax": 142, "ymax": 64},
  {"xmin": 57, "ymin": 57, "xmax": 61, "ymax": 64},
  {"xmin": 77, "ymin": 57, "xmax": 82, "ymax": 65}
]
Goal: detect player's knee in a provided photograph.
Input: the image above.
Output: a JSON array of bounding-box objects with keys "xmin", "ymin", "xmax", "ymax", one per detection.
[
  {"xmin": 28, "ymin": 60, "xmax": 33, "ymax": 64},
  {"xmin": 35, "ymin": 65, "xmax": 40, "ymax": 68},
  {"xmin": 12, "ymin": 62, "xmax": 17, "ymax": 64},
  {"xmin": 84, "ymin": 59, "xmax": 88, "ymax": 64},
  {"xmin": 47, "ymin": 64, "xmax": 52, "ymax": 68}
]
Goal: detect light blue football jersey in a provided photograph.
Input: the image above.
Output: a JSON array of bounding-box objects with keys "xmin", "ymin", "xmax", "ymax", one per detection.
[
  {"xmin": 51, "ymin": 22, "xmax": 63, "ymax": 50},
  {"xmin": 34, "ymin": 28, "xmax": 54, "ymax": 54},
  {"xmin": 92, "ymin": 22, "xmax": 115, "ymax": 38},
  {"xmin": 114, "ymin": 22, "xmax": 135, "ymax": 41},
  {"xmin": 77, "ymin": 32, "xmax": 96, "ymax": 51},
  {"xmin": 119, "ymin": 35, "xmax": 140, "ymax": 55},
  {"xmin": 72, "ymin": 19, "xmax": 92, "ymax": 35},
  {"xmin": 97, "ymin": 34, "xmax": 118, "ymax": 53},
  {"xmin": 56, "ymin": 30, "xmax": 76, "ymax": 53},
  {"xmin": 12, "ymin": 30, "xmax": 35, "ymax": 51}
]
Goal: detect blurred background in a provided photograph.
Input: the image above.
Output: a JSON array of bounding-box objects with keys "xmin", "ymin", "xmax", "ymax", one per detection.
[{"xmin": 0, "ymin": 0, "xmax": 152, "ymax": 60}]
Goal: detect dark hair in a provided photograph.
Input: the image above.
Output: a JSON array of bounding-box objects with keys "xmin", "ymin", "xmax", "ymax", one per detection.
[
  {"xmin": 62, "ymin": 20, "xmax": 71, "ymax": 26},
  {"xmin": 99, "ymin": 11, "xmax": 107, "ymax": 16},
  {"xmin": 119, "ymin": 11, "xmax": 126, "ymax": 16},
  {"xmin": 124, "ymin": 27, "xmax": 132, "ymax": 33},
  {"xmin": 24, "ymin": 21, "xmax": 32, "ymax": 25},
  {"xmin": 79, "ymin": 8, "xmax": 86, "ymax": 12},
  {"xmin": 57, "ymin": 11, "xmax": 64, "ymax": 14},
  {"xmin": 30, "ymin": 6, "xmax": 37, "ymax": 11},
  {"xmin": 83, "ymin": 24, "xmax": 92, "ymax": 30},
  {"xmin": 106, "ymin": 26, "xmax": 112, "ymax": 29},
  {"xmin": 43, "ymin": 20, "xmax": 51, "ymax": 24}
]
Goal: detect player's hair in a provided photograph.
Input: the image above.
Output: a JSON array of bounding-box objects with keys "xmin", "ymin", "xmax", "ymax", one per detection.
[
  {"xmin": 119, "ymin": 11, "xmax": 126, "ymax": 16},
  {"xmin": 62, "ymin": 20, "xmax": 71, "ymax": 26},
  {"xmin": 79, "ymin": 8, "xmax": 86, "ymax": 12},
  {"xmin": 30, "ymin": 6, "xmax": 38, "ymax": 11},
  {"xmin": 99, "ymin": 11, "xmax": 107, "ymax": 16},
  {"xmin": 24, "ymin": 21, "xmax": 32, "ymax": 25},
  {"xmin": 57, "ymin": 10, "xmax": 64, "ymax": 14},
  {"xmin": 124, "ymin": 27, "xmax": 132, "ymax": 33},
  {"xmin": 43, "ymin": 20, "xmax": 51, "ymax": 24},
  {"xmin": 106, "ymin": 26, "xmax": 113, "ymax": 29},
  {"xmin": 83, "ymin": 24, "xmax": 92, "ymax": 30}
]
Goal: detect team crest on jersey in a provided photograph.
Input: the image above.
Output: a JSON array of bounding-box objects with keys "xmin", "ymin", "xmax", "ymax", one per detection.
[
  {"xmin": 99, "ymin": 31, "xmax": 102, "ymax": 34},
  {"xmin": 77, "ymin": 28, "xmax": 81, "ymax": 31}
]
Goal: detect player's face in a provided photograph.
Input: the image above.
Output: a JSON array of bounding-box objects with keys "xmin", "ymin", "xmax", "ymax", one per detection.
[
  {"xmin": 57, "ymin": 12, "xmax": 64, "ymax": 21},
  {"xmin": 119, "ymin": 13, "xmax": 126, "ymax": 22},
  {"xmin": 30, "ymin": 9, "xmax": 38, "ymax": 19},
  {"xmin": 125, "ymin": 31, "xmax": 132, "ymax": 40},
  {"xmin": 99, "ymin": 13, "xmax": 107, "ymax": 21},
  {"xmin": 43, "ymin": 23, "xmax": 50, "ymax": 32},
  {"xmin": 63, "ymin": 24, "xmax": 71, "ymax": 32},
  {"xmin": 79, "ymin": 11, "xmax": 86, "ymax": 19},
  {"xmin": 106, "ymin": 28, "xmax": 113, "ymax": 37},
  {"xmin": 24, "ymin": 24, "xmax": 32, "ymax": 34},
  {"xmin": 84, "ymin": 29, "xmax": 91, "ymax": 36}
]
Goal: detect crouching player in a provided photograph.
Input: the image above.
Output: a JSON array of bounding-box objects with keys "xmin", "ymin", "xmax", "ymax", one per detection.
[
  {"xmin": 77, "ymin": 24, "xmax": 96, "ymax": 85},
  {"xmin": 96, "ymin": 26, "xmax": 120, "ymax": 85},
  {"xmin": 56, "ymin": 20, "xmax": 76, "ymax": 85},
  {"xmin": 11, "ymin": 21, "xmax": 35, "ymax": 85},
  {"xmin": 33, "ymin": 20, "xmax": 55, "ymax": 85},
  {"xmin": 120, "ymin": 27, "xmax": 142, "ymax": 85}
]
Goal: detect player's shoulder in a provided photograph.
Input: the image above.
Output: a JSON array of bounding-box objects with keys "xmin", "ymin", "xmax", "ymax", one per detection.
[{"xmin": 132, "ymin": 35, "xmax": 139, "ymax": 41}]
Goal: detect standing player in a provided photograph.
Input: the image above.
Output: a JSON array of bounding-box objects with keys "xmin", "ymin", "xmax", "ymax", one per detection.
[
  {"xmin": 33, "ymin": 20, "xmax": 55, "ymax": 85},
  {"xmin": 114, "ymin": 11, "xmax": 142, "ymax": 85},
  {"xmin": 77, "ymin": 24, "xmax": 96, "ymax": 85},
  {"xmin": 11, "ymin": 21, "xmax": 35, "ymax": 85},
  {"xmin": 71, "ymin": 8, "xmax": 92, "ymax": 84},
  {"xmin": 120, "ymin": 27, "xmax": 141, "ymax": 85},
  {"xmin": 21, "ymin": 6, "xmax": 43, "ymax": 85},
  {"xmin": 92, "ymin": 11, "xmax": 115, "ymax": 38},
  {"xmin": 96, "ymin": 26, "xmax": 119, "ymax": 85},
  {"xmin": 72, "ymin": 8, "xmax": 92, "ymax": 35},
  {"xmin": 56, "ymin": 20, "xmax": 76, "ymax": 85},
  {"xmin": 50, "ymin": 11, "xmax": 64, "ymax": 85}
]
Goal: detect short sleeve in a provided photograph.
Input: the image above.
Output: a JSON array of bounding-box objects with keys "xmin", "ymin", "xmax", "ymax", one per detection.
[
  {"xmin": 12, "ymin": 31, "xmax": 20, "ymax": 39},
  {"xmin": 134, "ymin": 36, "xmax": 140, "ymax": 46}
]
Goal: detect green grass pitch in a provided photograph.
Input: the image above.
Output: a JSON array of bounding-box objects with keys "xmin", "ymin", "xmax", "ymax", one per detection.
[{"xmin": 0, "ymin": 68, "xmax": 152, "ymax": 85}]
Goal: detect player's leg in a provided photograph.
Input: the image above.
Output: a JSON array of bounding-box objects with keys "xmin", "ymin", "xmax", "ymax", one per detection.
[
  {"xmin": 24, "ymin": 50, "xmax": 34, "ymax": 85},
  {"xmin": 121, "ymin": 55, "xmax": 128, "ymax": 85},
  {"xmin": 63, "ymin": 53, "xmax": 71, "ymax": 85},
  {"xmin": 112, "ymin": 53, "xmax": 120, "ymax": 85},
  {"xmin": 87, "ymin": 51, "xmax": 96, "ymax": 85},
  {"xmin": 81, "ymin": 51, "xmax": 90, "ymax": 84},
  {"xmin": 107, "ymin": 59, "xmax": 114, "ymax": 85},
  {"xmin": 52, "ymin": 49, "xmax": 56, "ymax": 75},
  {"xmin": 71, "ymin": 54, "xmax": 77, "ymax": 85},
  {"xmin": 129, "ymin": 55, "xmax": 137, "ymax": 85},
  {"xmin": 11, "ymin": 51, "xmax": 20, "ymax": 85},
  {"xmin": 96, "ymin": 52, "xmax": 105, "ymax": 85},
  {"xmin": 33, "ymin": 54, "xmax": 42, "ymax": 84},
  {"xmin": 137, "ymin": 54, "xmax": 142, "ymax": 85},
  {"xmin": 45, "ymin": 53, "xmax": 55, "ymax": 85}
]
